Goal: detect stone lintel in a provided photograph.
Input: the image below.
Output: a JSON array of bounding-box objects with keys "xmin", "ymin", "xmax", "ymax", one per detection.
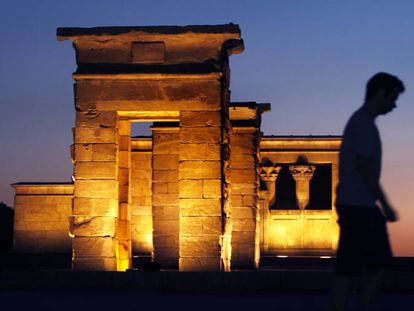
[
  {"xmin": 229, "ymin": 102, "xmax": 271, "ymax": 121},
  {"xmin": 260, "ymin": 136, "xmax": 342, "ymax": 151},
  {"xmin": 73, "ymin": 71, "xmax": 223, "ymax": 81},
  {"xmin": 57, "ymin": 24, "xmax": 241, "ymax": 39}
]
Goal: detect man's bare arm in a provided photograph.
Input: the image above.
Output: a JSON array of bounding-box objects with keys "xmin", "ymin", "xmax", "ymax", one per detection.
[{"xmin": 356, "ymin": 154, "xmax": 398, "ymax": 222}]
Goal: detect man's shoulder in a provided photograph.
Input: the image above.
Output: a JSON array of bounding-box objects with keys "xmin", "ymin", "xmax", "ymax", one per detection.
[{"xmin": 344, "ymin": 108, "xmax": 374, "ymax": 134}]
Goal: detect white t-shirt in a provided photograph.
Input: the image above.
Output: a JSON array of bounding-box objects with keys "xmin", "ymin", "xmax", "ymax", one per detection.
[{"xmin": 336, "ymin": 107, "xmax": 382, "ymax": 207}]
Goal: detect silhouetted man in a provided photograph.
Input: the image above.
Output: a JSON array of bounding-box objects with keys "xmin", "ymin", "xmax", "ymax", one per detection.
[{"xmin": 332, "ymin": 72, "xmax": 405, "ymax": 311}]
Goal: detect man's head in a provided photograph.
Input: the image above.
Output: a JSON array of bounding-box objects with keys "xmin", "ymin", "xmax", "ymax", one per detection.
[{"xmin": 364, "ymin": 72, "xmax": 405, "ymax": 115}]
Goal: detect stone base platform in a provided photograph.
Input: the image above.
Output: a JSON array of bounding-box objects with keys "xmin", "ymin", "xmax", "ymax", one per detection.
[{"xmin": 1, "ymin": 269, "xmax": 414, "ymax": 292}]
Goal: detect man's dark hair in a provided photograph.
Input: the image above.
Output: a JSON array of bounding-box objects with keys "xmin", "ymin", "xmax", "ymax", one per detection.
[{"xmin": 365, "ymin": 72, "xmax": 405, "ymax": 101}]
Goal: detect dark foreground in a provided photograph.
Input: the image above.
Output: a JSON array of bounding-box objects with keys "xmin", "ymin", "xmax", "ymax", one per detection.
[
  {"xmin": 1, "ymin": 290, "xmax": 413, "ymax": 311},
  {"xmin": 1, "ymin": 257, "xmax": 414, "ymax": 310}
]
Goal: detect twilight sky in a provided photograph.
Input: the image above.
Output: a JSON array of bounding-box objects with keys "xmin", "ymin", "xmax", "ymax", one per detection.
[{"xmin": 1, "ymin": 0, "xmax": 413, "ymax": 256}]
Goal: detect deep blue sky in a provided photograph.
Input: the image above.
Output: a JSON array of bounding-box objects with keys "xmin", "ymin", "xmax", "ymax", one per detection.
[{"xmin": 1, "ymin": 0, "xmax": 413, "ymax": 255}]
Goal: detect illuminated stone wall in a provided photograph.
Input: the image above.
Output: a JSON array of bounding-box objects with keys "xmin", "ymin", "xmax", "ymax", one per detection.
[
  {"xmin": 11, "ymin": 25, "xmax": 342, "ymax": 271},
  {"xmin": 259, "ymin": 137, "xmax": 341, "ymax": 256},
  {"xmin": 130, "ymin": 138, "xmax": 153, "ymax": 257},
  {"xmin": 13, "ymin": 183, "xmax": 73, "ymax": 253},
  {"xmin": 57, "ymin": 24, "xmax": 243, "ymax": 271},
  {"xmin": 152, "ymin": 124, "xmax": 179, "ymax": 268},
  {"xmin": 227, "ymin": 103, "xmax": 266, "ymax": 269}
]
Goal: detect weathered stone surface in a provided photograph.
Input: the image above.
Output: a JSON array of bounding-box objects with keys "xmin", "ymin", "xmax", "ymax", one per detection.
[
  {"xmin": 230, "ymin": 155, "xmax": 255, "ymax": 169},
  {"xmin": 230, "ymin": 195, "xmax": 255, "ymax": 207},
  {"xmin": 180, "ymin": 199, "xmax": 222, "ymax": 216},
  {"xmin": 118, "ymin": 150, "xmax": 130, "ymax": 168},
  {"xmin": 14, "ymin": 221, "xmax": 69, "ymax": 231},
  {"xmin": 202, "ymin": 179, "xmax": 221, "ymax": 198},
  {"xmin": 75, "ymin": 161, "xmax": 117, "ymax": 179},
  {"xmin": 231, "ymin": 134, "xmax": 255, "ymax": 149},
  {"xmin": 75, "ymin": 180, "xmax": 118, "ymax": 198},
  {"xmin": 229, "ymin": 169, "xmax": 257, "ymax": 183},
  {"xmin": 70, "ymin": 215, "xmax": 116, "ymax": 237},
  {"xmin": 179, "ymin": 257, "xmax": 221, "ymax": 271},
  {"xmin": 153, "ymin": 171, "xmax": 178, "ymax": 182},
  {"xmin": 179, "ymin": 161, "xmax": 221, "ymax": 179},
  {"xmin": 132, "ymin": 41, "xmax": 165, "ymax": 64},
  {"xmin": 73, "ymin": 197, "xmax": 118, "ymax": 217},
  {"xmin": 74, "ymin": 144, "xmax": 93, "ymax": 161},
  {"xmin": 231, "ymin": 231, "xmax": 256, "ymax": 243},
  {"xmin": 153, "ymin": 219, "xmax": 179, "ymax": 234},
  {"xmin": 152, "ymin": 182, "xmax": 168, "ymax": 194},
  {"xmin": 75, "ymin": 127, "xmax": 116, "ymax": 144},
  {"xmin": 232, "ymin": 218, "xmax": 256, "ymax": 232},
  {"xmin": 179, "ymin": 180, "xmax": 203, "ymax": 198},
  {"xmin": 180, "ymin": 111, "xmax": 221, "ymax": 127},
  {"xmin": 117, "ymin": 219, "xmax": 131, "ymax": 239},
  {"xmin": 119, "ymin": 202, "xmax": 131, "ymax": 220},
  {"xmin": 152, "ymin": 193, "xmax": 179, "ymax": 206},
  {"xmin": 231, "ymin": 206, "xmax": 255, "ymax": 219},
  {"xmin": 179, "ymin": 143, "xmax": 221, "ymax": 161},
  {"xmin": 76, "ymin": 111, "xmax": 117, "ymax": 128},
  {"xmin": 180, "ymin": 127, "xmax": 221, "ymax": 144},
  {"xmin": 230, "ymin": 183, "xmax": 257, "ymax": 195},
  {"xmin": 77, "ymin": 79, "xmax": 221, "ymax": 112},
  {"xmin": 118, "ymin": 135, "xmax": 130, "ymax": 151},
  {"xmin": 76, "ymin": 80, "xmax": 163, "ymax": 108},
  {"xmin": 152, "ymin": 133, "xmax": 179, "ymax": 154},
  {"xmin": 180, "ymin": 236, "xmax": 221, "ymax": 257},
  {"xmin": 93, "ymin": 144, "xmax": 117, "ymax": 161},
  {"xmin": 202, "ymin": 216, "xmax": 222, "ymax": 234},
  {"xmin": 118, "ymin": 168, "xmax": 129, "ymax": 186},
  {"xmin": 131, "ymin": 202, "xmax": 152, "ymax": 215},
  {"xmin": 153, "ymin": 154, "xmax": 179, "ymax": 170},
  {"xmin": 73, "ymin": 237, "xmax": 116, "ymax": 257},
  {"xmin": 163, "ymin": 80, "xmax": 220, "ymax": 105},
  {"xmin": 13, "ymin": 191, "xmax": 73, "ymax": 254},
  {"xmin": 153, "ymin": 206, "xmax": 179, "ymax": 220},
  {"xmin": 180, "ymin": 217, "xmax": 203, "ymax": 236},
  {"xmin": 72, "ymin": 257, "xmax": 117, "ymax": 271}
]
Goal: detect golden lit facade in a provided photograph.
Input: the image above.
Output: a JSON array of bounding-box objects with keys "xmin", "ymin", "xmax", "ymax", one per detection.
[{"xmin": 12, "ymin": 25, "xmax": 340, "ymax": 271}]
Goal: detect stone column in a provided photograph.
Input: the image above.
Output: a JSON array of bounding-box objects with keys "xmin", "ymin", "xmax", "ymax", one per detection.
[
  {"xmin": 228, "ymin": 127, "xmax": 260, "ymax": 269},
  {"xmin": 151, "ymin": 124, "xmax": 179, "ymax": 269},
  {"xmin": 179, "ymin": 109, "xmax": 222, "ymax": 271},
  {"xmin": 116, "ymin": 119, "xmax": 132, "ymax": 271},
  {"xmin": 289, "ymin": 165, "xmax": 316, "ymax": 210},
  {"xmin": 258, "ymin": 165, "xmax": 281, "ymax": 207},
  {"xmin": 71, "ymin": 107, "xmax": 119, "ymax": 271},
  {"xmin": 258, "ymin": 165, "xmax": 281, "ymax": 254}
]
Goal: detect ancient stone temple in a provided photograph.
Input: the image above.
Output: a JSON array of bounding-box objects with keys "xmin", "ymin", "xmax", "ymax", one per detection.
[{"xmin": 12, "ymin": 24, "xmax": 340, "ymax": 271}]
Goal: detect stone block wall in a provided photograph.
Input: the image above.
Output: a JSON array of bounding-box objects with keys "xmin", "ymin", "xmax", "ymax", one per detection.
[
  {"xmin": 152, "ymin": 125, "xmax": 179, "ymax": 268},
  {"xmin": 228, "ymin": 128, "xmax": 260, "ymax": 269},
  {"xmin": 178, "ymin": 92, "xmax": 223, "ymax": 271},
  {"xmin": 130, "ymin": 145, "xmax": 153, "ymax": 256},
  {"xmin": 71, "ymin": 99, "xmax": 120, "ymax": 271},
  {"xmin": 13, "ymin": 184, "xmax": 73, "ymax": 253}
]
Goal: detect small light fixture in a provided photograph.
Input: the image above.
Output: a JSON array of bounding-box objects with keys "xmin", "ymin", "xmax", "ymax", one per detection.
[
  {"xmin": 276, "ymin": 255, "xmax": 288, "ymax": 258},
  {"xmin": 320, "ymin": 256, "xmax": 332, "ymax": 259}
]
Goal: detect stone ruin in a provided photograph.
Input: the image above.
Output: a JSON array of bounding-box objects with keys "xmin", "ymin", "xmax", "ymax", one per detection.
[{"xmin": 12, "ymin": 24, "xmax": 340, "ymax": 271}]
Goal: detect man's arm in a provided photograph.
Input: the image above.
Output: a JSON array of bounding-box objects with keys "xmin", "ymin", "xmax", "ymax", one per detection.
[{"xmin": 356, "ymin": 155, "xmax": 398, "ymax": 222}]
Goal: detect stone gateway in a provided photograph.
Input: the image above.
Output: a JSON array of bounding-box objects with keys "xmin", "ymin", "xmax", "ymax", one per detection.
[{"xmin": 12, "ymin": 24, "xmax": 340, "ymax": 271}]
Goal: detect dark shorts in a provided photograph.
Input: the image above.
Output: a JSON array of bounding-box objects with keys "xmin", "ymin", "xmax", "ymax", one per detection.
[{"xmin": 335, "ymin": 205, "xmax": 393, "ymax": 276}]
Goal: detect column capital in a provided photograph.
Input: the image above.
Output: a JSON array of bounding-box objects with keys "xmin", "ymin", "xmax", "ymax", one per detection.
[
  {"xmin": 289, "ymin": 165, "xmax": 316, "ymax": 182},
  {"xmin": 258, "ymin": 165, "xmax": 281, "ymax": 182}
]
